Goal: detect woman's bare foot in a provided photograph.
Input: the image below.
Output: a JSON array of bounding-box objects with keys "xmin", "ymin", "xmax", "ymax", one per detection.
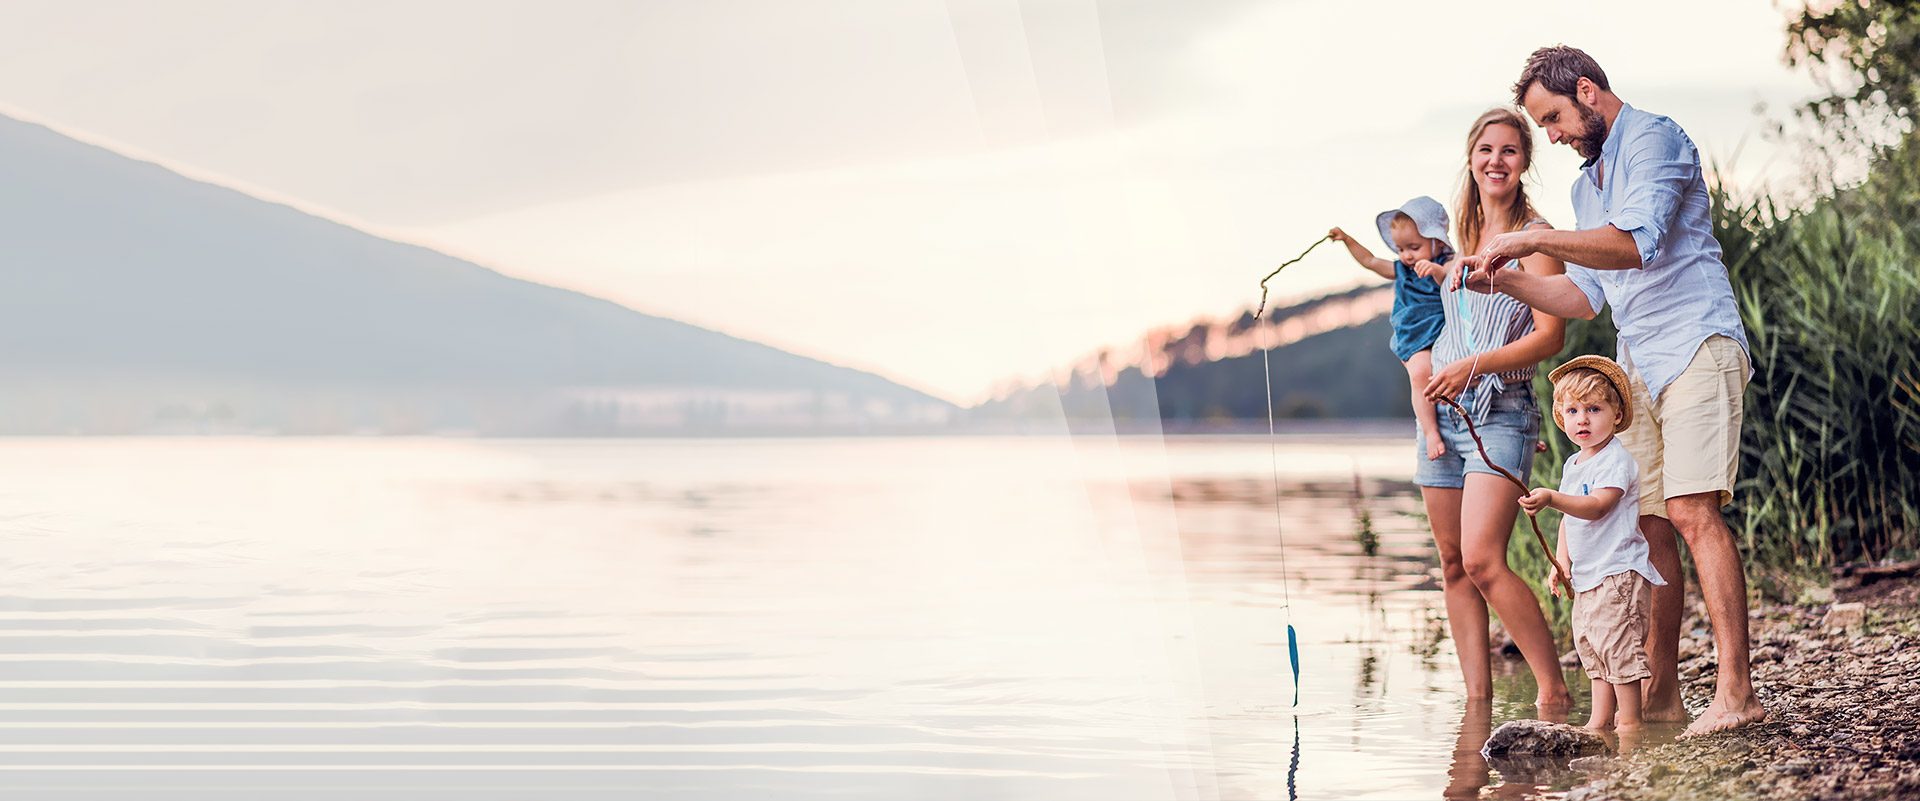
[
  {"xmin": 1679, "ymin": 697, "xmax": 1768, "ymax": 738},
  {"xmin": 1425, "ymin": 431, "xmax": 1447, "ymax": 461}
]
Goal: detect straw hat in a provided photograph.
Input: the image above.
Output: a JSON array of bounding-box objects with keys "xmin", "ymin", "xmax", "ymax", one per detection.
[{"xmin": 1546, "ymin": 355, "xmax": 1634, "ymax": 434}]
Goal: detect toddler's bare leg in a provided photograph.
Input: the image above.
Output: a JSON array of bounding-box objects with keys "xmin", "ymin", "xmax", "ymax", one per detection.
[
  {"xmin": 1406, "ymin": 350, "xmax": 1444, "ymax": 460},
  {"xmin": 1585, "ymin": 679, "xmax": 1616, "ymax": 730},
  {"xmin": 1614, "ymin": 679, "xmax": 1644, "ymax": 729}
]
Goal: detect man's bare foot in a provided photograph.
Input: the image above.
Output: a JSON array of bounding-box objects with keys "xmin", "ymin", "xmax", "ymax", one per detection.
[
  {"xmin": 1641, "ymin": 695, "xmax": 1689, "ymax": 722},
  {"xmin": 1678, "ymin": 697, "xmax": 1767, "ymax": 738},
  {"xmin": 1425, "ymin": 432, "xmax": 1446, "ymax": 461}
]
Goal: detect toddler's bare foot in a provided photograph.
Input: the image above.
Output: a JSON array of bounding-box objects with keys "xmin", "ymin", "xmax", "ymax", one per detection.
[
  {"xmin": 1425, "ymin": 432, "xmax": 1446, "ymax": 461},
  {"xmin": 1584, "ymin": 718, "xmax": 1613, "ymax": 731}
]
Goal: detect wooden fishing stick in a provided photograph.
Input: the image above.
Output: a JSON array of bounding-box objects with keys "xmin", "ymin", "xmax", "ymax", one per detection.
[
  {"xmin": 1256, "ymin": 235, "xmax": 1332, "ymax": 318},
  {"xmin": 1435, "ymin": 395, "xmax": 1574, "ymax": 597}
]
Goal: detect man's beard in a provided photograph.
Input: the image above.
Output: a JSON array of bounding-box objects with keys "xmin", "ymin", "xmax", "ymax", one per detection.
[{"xmin": 1570, "ymin": 102, "xmax": 1608, "ymax": 161}]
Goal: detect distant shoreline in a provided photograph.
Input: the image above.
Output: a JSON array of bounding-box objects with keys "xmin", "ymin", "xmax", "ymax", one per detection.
[{"xmin": 0, "ymin": 418, "xmax": 1417, "ymax": 441}]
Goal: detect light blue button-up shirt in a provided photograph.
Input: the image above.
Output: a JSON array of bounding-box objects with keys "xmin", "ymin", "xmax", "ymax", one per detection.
[{"xmin": 1566, "ymin": 103, "xmax": 1750, "ymax": 401}]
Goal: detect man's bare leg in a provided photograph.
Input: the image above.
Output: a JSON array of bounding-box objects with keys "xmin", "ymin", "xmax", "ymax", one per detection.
[
  {"xmin": 1640, "ymin": 514, "xmax": 1687, "ymax": 722},
  {"xmin": 1668, "ymin": 493, "xmax": 1768, "ymax": 737}
]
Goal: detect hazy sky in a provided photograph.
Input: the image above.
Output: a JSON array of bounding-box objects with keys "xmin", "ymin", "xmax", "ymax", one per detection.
[{"xmin": 0, "ymin": 1, "xmax": 1820, "ymax": 403}]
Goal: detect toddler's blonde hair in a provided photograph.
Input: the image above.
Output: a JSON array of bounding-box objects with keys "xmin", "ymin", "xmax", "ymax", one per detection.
[{"xmin": 1551, "ymin": 368, "xmax": 1622, "ymax": 414}]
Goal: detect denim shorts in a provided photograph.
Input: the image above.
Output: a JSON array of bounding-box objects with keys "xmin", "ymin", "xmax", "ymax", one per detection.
[{"xmin": 1413, "ymin": 382, "xmax": 1540, "ymax": 489}]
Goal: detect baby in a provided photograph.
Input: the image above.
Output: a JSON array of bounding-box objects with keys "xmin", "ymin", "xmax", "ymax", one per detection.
[
  {"xmin": 1330, "ymin": 196, "xmax": 1452, "ymax": 460},
  {"xmin": 1519, "ymin": 356, "xmax": 1668, "ymax": 730}
]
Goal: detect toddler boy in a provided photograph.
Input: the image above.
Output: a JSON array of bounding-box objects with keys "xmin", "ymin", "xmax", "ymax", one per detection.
[{"xmin": 1518, "ymin": 355, "xmax": 1668, "ymax": 729}]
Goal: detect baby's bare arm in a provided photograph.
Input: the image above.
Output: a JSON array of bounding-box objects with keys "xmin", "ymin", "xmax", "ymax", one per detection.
[{"xmin": 1330, "ymin": 227, "xmax": 1394, "ymax": 279}]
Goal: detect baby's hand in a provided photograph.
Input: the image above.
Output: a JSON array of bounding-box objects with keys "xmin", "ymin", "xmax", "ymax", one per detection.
[
  {"xmin": 1328, "ymin": 227, "xmax": 1350, "ymax": 243},
  {"xmin": 1517, "ymin": 488, "xmax": 1554, "ymax": 515},
  {"xmin": 1412, "ymin": 259, "xmax": 1443, "ymax": 278}
]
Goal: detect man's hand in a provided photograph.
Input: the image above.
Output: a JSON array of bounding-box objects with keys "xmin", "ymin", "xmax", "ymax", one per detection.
[
  {"xmin": 1450, "ymin": 230, "xmax": 1541, "ymax": 292},
  {"xmin": 1518, "ymin": 488, "xmax": 1556, "ymax": 516},
  {"xmin": 1449, "ymin": 257, "xmax": 1495, "ymax": 293},
  {"xmin": 1481, "ymin": 230, "xmax": 1539, "ymax": 266}
]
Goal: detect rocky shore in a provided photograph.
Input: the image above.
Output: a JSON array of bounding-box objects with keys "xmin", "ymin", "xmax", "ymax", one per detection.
[{"xmin": 1565, "ymin": 572, "xmax": 1920, "ymax": 800}]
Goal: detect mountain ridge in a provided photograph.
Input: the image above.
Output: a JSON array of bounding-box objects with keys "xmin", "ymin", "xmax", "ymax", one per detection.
[{"xmin": 0, "ymin": 113, "xmax": 950, "ymax": 433}]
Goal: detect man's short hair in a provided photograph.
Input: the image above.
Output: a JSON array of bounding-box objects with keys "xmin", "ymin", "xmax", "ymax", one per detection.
[{"xmin": 1512, "ymin": 46, "xmax": 1610, "ymax": 106}]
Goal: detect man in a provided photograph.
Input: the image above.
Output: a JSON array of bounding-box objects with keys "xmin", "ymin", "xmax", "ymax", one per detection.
[{"xmin": 1452, "ymin": 45, "xmax": 1766, "ymax": 736}]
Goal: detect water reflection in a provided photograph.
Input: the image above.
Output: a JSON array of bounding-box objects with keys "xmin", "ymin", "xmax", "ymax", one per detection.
[{"xmin": 0, "ymin": 436, "xmax": 1623, "ymax": 799}]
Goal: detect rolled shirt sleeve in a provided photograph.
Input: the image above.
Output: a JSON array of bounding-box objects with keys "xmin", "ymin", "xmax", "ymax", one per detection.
[
  {"xmin": 1567, "ymin": 265, "xmax": 1607, "ymax": 318},
  {"xmin": 1606, "ymin": 121, "xmax": 1696, "ymax": 267}
]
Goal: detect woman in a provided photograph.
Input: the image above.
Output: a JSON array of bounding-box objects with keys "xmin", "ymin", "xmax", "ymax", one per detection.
[{"xmin": 1416, "ymin": 107, "xmax": 1571, "ymax": 707}]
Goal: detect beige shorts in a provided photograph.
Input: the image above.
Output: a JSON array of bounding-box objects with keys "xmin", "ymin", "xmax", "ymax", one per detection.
[
  {"xmin": 1616, "ymin": 335, "xmax": 1748, "ymax": 518},
  {"xmin": 1572, "ymin": 571, "xmax": 1654, "ymax": 685}
]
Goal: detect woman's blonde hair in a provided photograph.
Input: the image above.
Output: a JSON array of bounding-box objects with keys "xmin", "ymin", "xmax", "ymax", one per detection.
[{"xmin": 1455, "ymin": 108, "xmax": 1541, "ymax": 255}]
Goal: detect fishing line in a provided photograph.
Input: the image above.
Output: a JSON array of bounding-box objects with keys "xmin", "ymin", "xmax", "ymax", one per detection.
[{"xmin": 1255, "ymin": 234, "xmax": 1328, "ymax": 708}]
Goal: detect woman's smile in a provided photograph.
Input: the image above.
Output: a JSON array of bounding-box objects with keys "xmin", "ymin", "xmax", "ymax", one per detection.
[{"xmin": 1471, "ymin": 123, "xmax": 1527, "ymax": 197}]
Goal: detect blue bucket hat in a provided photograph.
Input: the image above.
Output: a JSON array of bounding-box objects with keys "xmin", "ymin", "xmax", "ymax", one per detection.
[{"xmin": 1375, "ymin": 196, "xmax": 1454, "ymax": 256}]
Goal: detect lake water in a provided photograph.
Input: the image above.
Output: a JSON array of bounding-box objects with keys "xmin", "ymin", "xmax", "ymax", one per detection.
[{"xmin": 0, "ymin": 435, "xmax": 1593, "ymax": 799}]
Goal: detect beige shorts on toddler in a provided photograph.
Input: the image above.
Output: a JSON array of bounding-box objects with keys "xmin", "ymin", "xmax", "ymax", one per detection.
[{"xmin": 1572, "ymin": 571, "xmax": 1654, "ymax": 685}]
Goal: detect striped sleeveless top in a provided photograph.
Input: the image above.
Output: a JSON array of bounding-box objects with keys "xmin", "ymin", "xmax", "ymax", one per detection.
[{"xmin": 1431, "ymin": 217, "xmax": 1550, "ymax": 422}]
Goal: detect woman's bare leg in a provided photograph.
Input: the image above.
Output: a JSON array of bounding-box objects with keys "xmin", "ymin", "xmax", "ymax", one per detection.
[
  {"xmin": 1459, "ymin": 472, "xmax": 1572, "ymax": 710},
  {"xmin": 1422, "ymin": 486, "xmax": 1489, "ymax": 697},
  {"xmin": 1406, "ymin": 351, "xmax": 1445, "ymax": 460}
]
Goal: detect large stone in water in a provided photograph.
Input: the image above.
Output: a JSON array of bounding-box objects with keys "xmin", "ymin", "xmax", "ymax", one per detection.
[{"xmin": 1481, "ymin": 719, "xmax": 1611, "ymax": 757}]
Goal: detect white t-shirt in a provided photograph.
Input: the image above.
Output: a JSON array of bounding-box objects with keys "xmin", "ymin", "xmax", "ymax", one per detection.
[{"xmin": 1559, "ymin": 437, "xmax": 1668, "ymax": 592}]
